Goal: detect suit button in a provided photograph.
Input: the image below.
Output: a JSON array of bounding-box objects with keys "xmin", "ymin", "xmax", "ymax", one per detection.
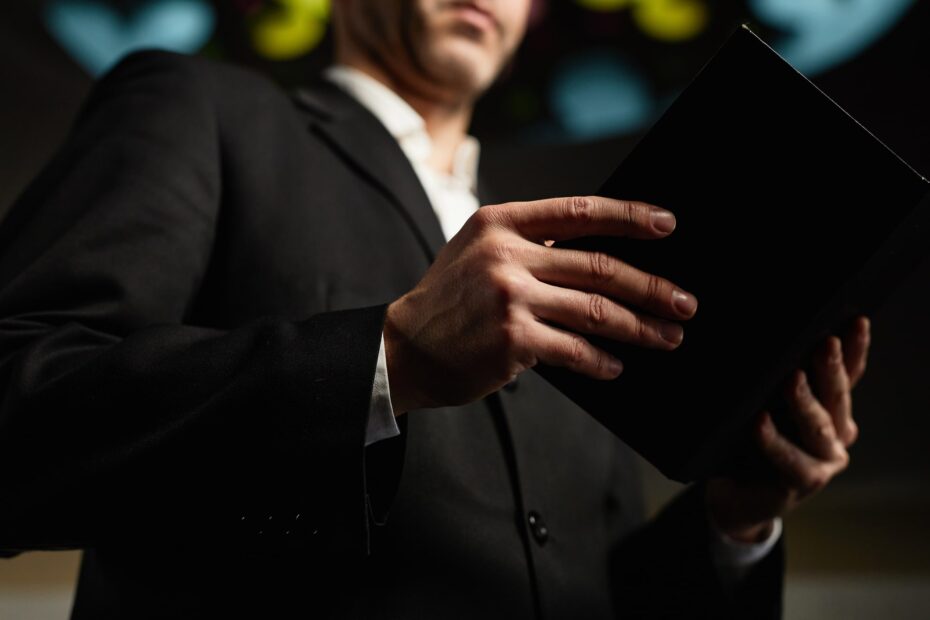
[
  {"xmin": 504, "ymin": 378, "xmax": 519, "ymax": 392},
  {"xmin": 527, "ymin": 510, "xmax": 548, "ymax": 545}
]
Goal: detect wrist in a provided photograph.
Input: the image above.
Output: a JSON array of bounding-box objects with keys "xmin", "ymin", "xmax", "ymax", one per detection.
[
  {"xmin": 383, "ymin": 299, "xmax": 417, "ymax": 417},
  {"xmin": 704, "ymin": 479, "xmax": 776, "ymax": 544},
  {"xmin": 718, "ymin": 519, "xmax": 775, "ymax": 544}
]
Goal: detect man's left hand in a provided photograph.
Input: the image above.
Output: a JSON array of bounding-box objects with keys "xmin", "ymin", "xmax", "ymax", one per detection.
[{"xmin": 705, "ymin": 316, "xmax": 871, "ymax": 543}]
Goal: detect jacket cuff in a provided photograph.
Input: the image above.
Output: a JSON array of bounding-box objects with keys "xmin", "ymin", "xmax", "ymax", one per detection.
[
  {"xmin": 234, "ymin": 303, "xmax": 394, "ymax": 559},
  {"xmin": 609, "ymin": 480, "xmax": 785, "ymax": 618},
  {"xmin": 361, "ymin": 318, "xmax": 407, "ymax": 555}
]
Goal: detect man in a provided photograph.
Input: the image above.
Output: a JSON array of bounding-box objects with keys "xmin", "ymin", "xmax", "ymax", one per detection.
[{"xmin": 0, "ymin": 0, "xmax": 868, "ymax": 617}]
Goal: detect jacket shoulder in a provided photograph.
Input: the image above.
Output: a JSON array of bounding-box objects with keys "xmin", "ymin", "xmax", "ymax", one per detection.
[
  {"xmin": 90, "ymin": 49, "xmax": 288, "ymax": 114},
  {"xmin": 61, "ymin": 49, "xmax": 301, "ymax": 159}
]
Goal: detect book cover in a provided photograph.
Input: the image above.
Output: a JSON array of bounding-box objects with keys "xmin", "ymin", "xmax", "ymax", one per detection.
[{"xmin": 534, "ymin": 24, "xmax": 930, "ymax": 482}]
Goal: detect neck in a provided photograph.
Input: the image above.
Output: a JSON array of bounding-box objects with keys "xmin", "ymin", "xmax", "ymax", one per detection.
[{"xmin": 336, "ymin": 53, "xmax": 474, "ymax": 175}]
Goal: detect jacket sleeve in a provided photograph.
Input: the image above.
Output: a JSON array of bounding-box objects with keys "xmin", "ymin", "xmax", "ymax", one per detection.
[
  {"xmin": 0, "ymin": 49, "xmax": 405, "ymax": 559},
  {"xmin": 608, "ymin": 479, "xmax": 785, "ymax": 619}
]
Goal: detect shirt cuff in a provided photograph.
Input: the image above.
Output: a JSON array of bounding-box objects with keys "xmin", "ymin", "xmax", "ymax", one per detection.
[
  {"xmin": 365, "ymin": 331, "xmax": 401, "ymax": 447},
  {"xmin": 709, "ymin": 516, "xmax": 783, "ymax": 587}
]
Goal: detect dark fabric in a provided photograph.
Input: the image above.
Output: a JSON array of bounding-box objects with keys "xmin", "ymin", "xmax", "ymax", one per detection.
[
  {"xmin": 610, "ymin": 480, "xmax": 785, "ymax": 619},
  {"xmin": 0, "ymin": 50, "xmax": 784, "ymax": 618}
]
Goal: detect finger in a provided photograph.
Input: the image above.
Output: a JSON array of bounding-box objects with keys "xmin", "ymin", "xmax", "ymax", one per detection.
[
  {"xmin": 810, "ymin": 337, "xmax": 857, "ymax": 447},
  {"xmin": 527, "ymin": 281, "xmax": 685, "ymax": 351},
  {"xmin": 480, "ymin": 196, "xmax": 676, "ymax": 243},
  {"xmin": 527, "ymin": 318, "xmax": 625, "ymax": 380},
  {"xmin": 843, "ymin": 316, "xmax": 871, "ymax": 388},
  {"xmin": 521, "ymin": 241, "xmax": 698, "ymax": 321},
  {"xmin": 783, "ymin": 370, "xmax": 845, "ymax": 461},
  {"xmin": 756, "ymin": 410, "xmax": 850, "ymax": 499}
]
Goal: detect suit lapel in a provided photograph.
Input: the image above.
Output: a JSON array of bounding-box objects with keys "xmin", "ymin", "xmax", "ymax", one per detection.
[
  {"xmin": 292, "ymin": 79, "xmax": 527, "ymax": 547},
  {"xmin": 290, "ymin": 79, "xmax": 447, "ymax": 262}
]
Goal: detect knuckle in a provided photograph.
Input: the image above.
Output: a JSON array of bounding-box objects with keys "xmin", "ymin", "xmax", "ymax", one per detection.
[
  {"xmin": 590, "ymin": 349, "xmax": 609, "ymax": 376},
  {"xmin": 814, "ymin": 421, "xmax": 835, "ymax": 441},
  {"xmin": 486, "ymin": 266, "xmax": 508, "ymax": 294},
  {"xmin": 567, "ymin": 334, "xmax": 588, "ymax": 367},
  {"xmin": 488, "ymin": 268, "xmax": 526, "ymax": 308},
  {"xmin": 634, "ymin": 316, "xmax": 651, "ymax": 344},
  {"xmin": 585, "ymin": 294, "xmax": 609, "ymax": 331},
  {"xmin": 836, "ymin": 447, "xmax": 851, "ymax": 469},
  {"xmin": 589, "ymin": 251, "xmax": 614, "ymax": 285},
  {"xmin": 813, "ymin": 466, "xmax": 832, "ymax": 488},
  {"xmin": 616, "ymin": 200, "xmax": 638, "ymax": 227},
  {"xmin": 642, "ymin": 273, "xmax": 662, "ymax": 306},
  {"xmin": 800, "ymin": 469, "xmax": 828, "ymax": 495},
  {"xmin": 564, "ymin": 196, "xmax": 595, "ymax": 223},
  {"xmin": 474, "ymin": 230, "xmax": 507, "ymax": 261},
  {"xmin": 469, "ymin": 204, "xmax": 497, "ymax": 230}
]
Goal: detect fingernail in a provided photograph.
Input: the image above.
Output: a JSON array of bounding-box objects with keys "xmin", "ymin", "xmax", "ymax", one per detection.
[
  {"xmin": 659, "ymin": 322, "xmax": 684, "ymax": 345},
  {"xmin": 608, "ymin": 357, "xmax": 624, "ymax": 375},
  {"xmin": 829, "ymin": 338, "xmax": 842, "ymax": 365},
  {"xmin": 759, "ymin": 411, "xmax": 773, "ymax": 434},
  {"xmin": 652, "ymin": 211, "xmax": 677, "ymax": 233},
  {"xmin": 672, "ymin": 290, "xmax": 697, "ymax": 317},
  {"xmin": 797, "ymin": 371, "xmax": 809, "ymax": 395}
]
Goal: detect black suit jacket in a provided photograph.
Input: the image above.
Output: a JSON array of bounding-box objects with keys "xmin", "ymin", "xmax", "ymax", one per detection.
[{"xmin": 0, "ymin": 50, "xmax": 784, "ymax": 619}]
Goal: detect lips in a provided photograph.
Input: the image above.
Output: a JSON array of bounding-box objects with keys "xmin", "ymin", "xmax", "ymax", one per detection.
[{"xmin": 445, "ymin": 0, "xmax": 499, "ymax": 34}]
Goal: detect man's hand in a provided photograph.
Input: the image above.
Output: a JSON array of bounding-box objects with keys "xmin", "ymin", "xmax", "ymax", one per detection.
[
  {"xmin": 705, "ymin": 316, "xmax": 871, "ymax": 543},
  {"xmin": 383, "ymin": 196, "xmax": 699, "ymax": 415}
]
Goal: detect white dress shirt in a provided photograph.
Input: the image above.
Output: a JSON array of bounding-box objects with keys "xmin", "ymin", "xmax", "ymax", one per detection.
[
  {"xmin": 324, "ymin": 64, "xmax": 480, "ymax": 448},
  {"xmin": 321, "ymin": 64, "xmax": 782, "ymax": 583}
]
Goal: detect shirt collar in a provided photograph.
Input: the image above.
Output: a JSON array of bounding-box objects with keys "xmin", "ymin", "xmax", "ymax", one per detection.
[
  {"xmin": 322, "ymin": 64, "xmax": 481, "ymax": 192},
  {"xmin": 323, "ymin": 64, "xmax": 425, "ymax": 140}
]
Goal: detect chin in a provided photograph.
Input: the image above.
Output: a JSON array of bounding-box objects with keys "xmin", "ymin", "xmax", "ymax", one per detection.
[{"xmin": 428, "ymin": 40, "xmax": 501, "ymax": 95}]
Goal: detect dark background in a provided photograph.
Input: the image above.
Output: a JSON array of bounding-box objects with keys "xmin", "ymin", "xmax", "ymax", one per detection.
[{"xmin": 1, "ymin": 0, "xmax": 928, "ymax": 616}]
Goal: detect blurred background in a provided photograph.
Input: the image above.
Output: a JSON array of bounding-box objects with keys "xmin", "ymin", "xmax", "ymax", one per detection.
[{"xmin": 1, "ymin": 0, "xmax": 928, "ymax": 617}]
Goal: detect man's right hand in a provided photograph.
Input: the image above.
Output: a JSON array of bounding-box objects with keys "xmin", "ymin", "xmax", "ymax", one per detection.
[{"xmin": 382, "ymin": 196, "xmax": 699, "ymax": 416}]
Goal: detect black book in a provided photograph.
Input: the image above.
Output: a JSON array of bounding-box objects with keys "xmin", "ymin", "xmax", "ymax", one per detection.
[{"xmin": 533, "ymin": 24, "xmax": 930, "ymax": 482}]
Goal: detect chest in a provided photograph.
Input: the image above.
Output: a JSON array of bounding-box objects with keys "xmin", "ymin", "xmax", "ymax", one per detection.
[{"xmin": 188, "ymin": 130, "xmax": 432, "ymax": 327}]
